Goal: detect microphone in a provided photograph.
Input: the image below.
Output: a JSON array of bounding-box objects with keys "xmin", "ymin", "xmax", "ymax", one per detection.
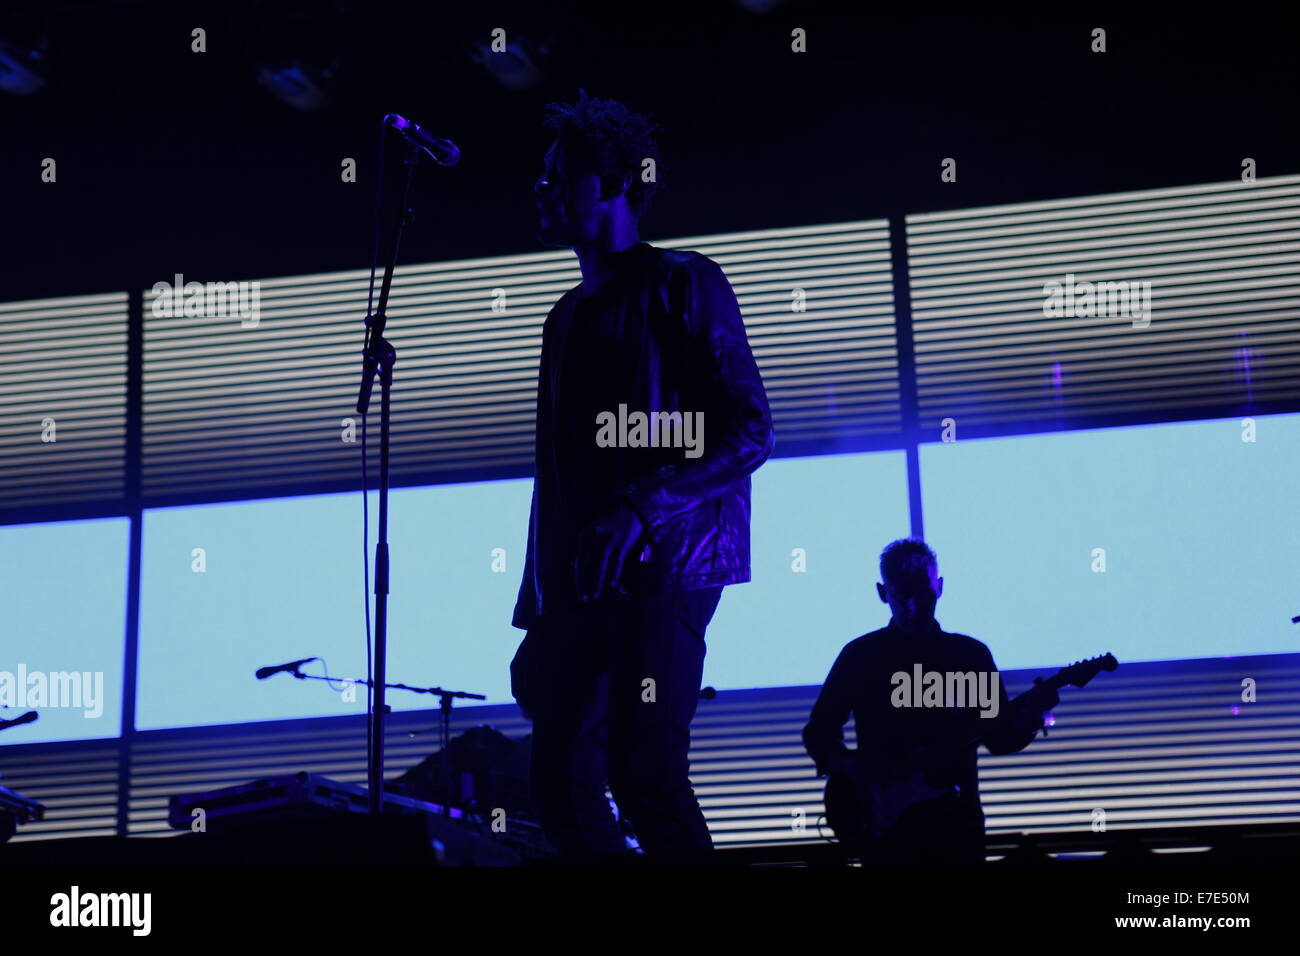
[
  {"xmin": 255, "ymin": 657, "xmax": 319, "ymax": 680},
  {"xmin": 385, "ymin": 114, "xmax": 460, "ymax": 167},
  {"xmin": 0, "ymin": 711, "xmax": 38, "ymax": 731}
]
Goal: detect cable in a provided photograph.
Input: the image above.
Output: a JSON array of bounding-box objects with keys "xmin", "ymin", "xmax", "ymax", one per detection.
[{"xmin": 360, "ymin": 114, "xmax": 388, "ymax": 779}]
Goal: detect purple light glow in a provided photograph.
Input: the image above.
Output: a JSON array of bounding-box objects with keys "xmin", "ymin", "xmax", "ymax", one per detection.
[{"xmin": 1233, "ymin": 332, "xmax": 1258, "ymax": 404}]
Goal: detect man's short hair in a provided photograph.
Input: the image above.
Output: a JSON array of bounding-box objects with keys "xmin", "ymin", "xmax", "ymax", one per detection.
[
  {"xmin": 880, "ymin": 538, "xmax": 938, "ymax": 583},
  {"xmin": 543, "ymin": 89, "xmax": 662, "ymax": 217}
]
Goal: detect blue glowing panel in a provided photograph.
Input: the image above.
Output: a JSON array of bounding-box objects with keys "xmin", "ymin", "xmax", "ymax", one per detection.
[
  {"xmin": 136, "ymin": 452, "xmax": 911, "ymax": 729},
  {"xmin": 919, "ymin": 414, "xmax": 1300, "ymax": 670},
  {"xmin": 0, "ymin": 517, "xmax": 128, "ymax": 743},
  {"xmin": 137, "ymin": 481, "xmax": 532, "ymax": 730},
  {"xmin": 704, "ymin": 451, "xmax": 911, "ymax": 690}
]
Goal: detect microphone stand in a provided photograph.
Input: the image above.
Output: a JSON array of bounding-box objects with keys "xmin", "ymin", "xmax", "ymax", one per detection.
[
  {"xmin": 271, "ymin": 668, "xmax": 485, "ymax": 810},
  {"xmin": 355, "ymin": 138, "xmax": 422, "ymax": 816}
]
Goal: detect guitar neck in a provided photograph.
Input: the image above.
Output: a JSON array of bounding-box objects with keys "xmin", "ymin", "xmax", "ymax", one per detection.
[{"xmin": 914, "ymin": 656, "xmax": 1115, "ymax": 754}]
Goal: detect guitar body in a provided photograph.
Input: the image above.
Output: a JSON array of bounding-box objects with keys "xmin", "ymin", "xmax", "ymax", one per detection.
[
  {"xmin": 824, "ymin": 764, "xmax": 952, "ymax": 843},
  {"xmin": 823, "ymin": 768, "xmax": 869, "ymax": 843}
]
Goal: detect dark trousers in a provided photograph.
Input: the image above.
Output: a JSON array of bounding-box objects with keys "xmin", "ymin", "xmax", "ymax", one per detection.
[{"xmin": 510, "ymin": 586, "xmax": 723, "ymax": 859}]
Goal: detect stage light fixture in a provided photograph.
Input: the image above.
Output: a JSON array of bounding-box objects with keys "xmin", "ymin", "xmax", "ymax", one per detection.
[
  {"xmin": 0, "ymin": 39, "xmax": 47, "ymax": 95},
  {"xmin": 256, "ymin": 60, "xmax": 335, "ymax": 111},
  {"xmin": 469, "ymin": 33, "xmax": 548, "ymax": 91}
]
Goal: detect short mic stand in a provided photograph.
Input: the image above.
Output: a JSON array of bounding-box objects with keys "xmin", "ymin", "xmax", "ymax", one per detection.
[{"xmin": 272, "ymin": 667, "xmax": 484, "ymax": 811}]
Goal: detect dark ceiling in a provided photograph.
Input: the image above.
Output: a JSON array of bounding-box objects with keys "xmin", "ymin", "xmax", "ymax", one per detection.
[{"xmin": 4, "ymin": 0, "xmax": 1297, "ymax": 300}]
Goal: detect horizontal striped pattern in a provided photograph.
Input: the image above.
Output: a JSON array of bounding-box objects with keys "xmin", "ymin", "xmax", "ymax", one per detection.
[
  {"xmin": 140, "ymin": 255, "xmax": 564, "ymax": 498},
  {"xmin": 0, "ymin": 740, "xmax": 121, "ymax": 841},
  {"xmin": 698, "ymin": 655, "xmax": 1300, "ymax": 847},
  {"xmin": 671, "ymin": 223, "xmax": 899, "ymax": 446},
  {"xmin": 905, "ymin": 175, "xmax": 1300, "ymax": 429},
  {"xmin": 139, "ymin": 221, "xmax": 898, "ymax": 500},
  {"xmin": 0, "ymin": 293, "xmax": 128, "ymax": 510},
  {"xmin": 979, "ymin": 664, "xmax": 1300, "ymax": 833},
  {"xmin": 121, "ymin": 711, "xmax": 531, "ymax": 838},
  {"xmin": 3, "ymin": 654, "xmax": 1294, "ymax": 849}
]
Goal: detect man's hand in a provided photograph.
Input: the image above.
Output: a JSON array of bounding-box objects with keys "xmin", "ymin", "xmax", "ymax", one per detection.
[
  {"xmin": 1007, "ymin": 683, "xmax": 1059, "ymax": 735},
  {"xmin": 575, "ymin": 501, "xmax": 645, "ymax": 602}
]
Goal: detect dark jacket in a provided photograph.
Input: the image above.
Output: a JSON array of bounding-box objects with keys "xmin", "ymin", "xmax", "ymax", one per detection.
[
  {"xmin": 802, "ymin": 619, "xmax": 1039, "ymax": 828},
  {"xmin": 512, "ymin": 242, "xmax": 775, "ymax": 629}
]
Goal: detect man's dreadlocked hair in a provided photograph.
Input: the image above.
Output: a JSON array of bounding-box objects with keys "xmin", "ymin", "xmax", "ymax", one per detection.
[{"xmin": 543, "ymin": 90, "xmax": 662, "ymax": 217}]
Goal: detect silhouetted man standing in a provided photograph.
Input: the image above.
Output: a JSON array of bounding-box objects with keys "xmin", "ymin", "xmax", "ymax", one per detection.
[
  {"xmin": 804, "ymin": 539, "xmax": 1056, "ymax": 864},
  {"xmin": 510, "ymin": 92, "xmax": 774, "ymax": 859}
]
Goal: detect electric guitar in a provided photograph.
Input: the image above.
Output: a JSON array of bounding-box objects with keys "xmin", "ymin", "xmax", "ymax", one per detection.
[{"xmin": 823, "ymin": 652, "xmax": 1118, "ymax": 843}]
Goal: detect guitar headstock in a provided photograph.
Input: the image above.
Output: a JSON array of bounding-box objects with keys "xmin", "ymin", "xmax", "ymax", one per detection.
[{"xmin": 1056, "ymin": 653, "xmax": 1119, "ymax": 689}]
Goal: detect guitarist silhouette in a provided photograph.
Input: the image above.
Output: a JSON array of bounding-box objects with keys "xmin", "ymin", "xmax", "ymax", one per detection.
[{"xmin": 803, "ymin": 538, "xmax": 1061, "ymax": 865}]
